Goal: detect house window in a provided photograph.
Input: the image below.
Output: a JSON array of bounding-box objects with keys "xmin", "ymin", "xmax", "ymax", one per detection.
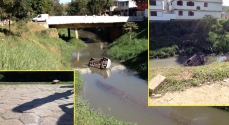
[
  {"xmin": 187, "ymin": 1, "xmax": 194, "ymax": 6},
  {"xmin": 196, "ymin": 6, "xmax": 200, "ymax": 10},
  {"xmin": 188, "ymin": 11, "xmax": 194, "ymax": 16},
  {"xmin": 179, "ymin": 11, "xmax": 183, "ymax": 16},
  {"xmin": 150, "ymin": 0, "xmax": 156, "ymax": 6},
  {"xmin": 204, "ymin": 2, "xmax": 208, "ymax": 7},
  {"xmin": 151, "ymin": 11, "xmax": 157, "ymax": 16},
  {"xmin": 177, "ymin": 1, "xmax": 183, "ymax": 6},
  {"xmin": 119, "ymin": 2, "xmax": 124, "ymax": 6}
]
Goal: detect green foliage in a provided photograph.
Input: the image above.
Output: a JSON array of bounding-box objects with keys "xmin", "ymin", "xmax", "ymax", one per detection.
[
  {"xmin": 0, "ymin": 25, "xmax": 76, "ymax": 70},
  {"xmin": 107, "ymin": 21, "xmax": 148, "ymax": 79},
  {"xmin": 123, "ymin": 22, "xmax": 138, "ymax": 33},
  {"xmin": 30, "ymin": 0, "xmax": 54, "ymax": 15},
  {"xmin": 150, "ymin": 18, "xmax": 229, "ymax": 58},
  {"xmin": 150, "ymin": 45, "xmax": 178, "ymax": 58},
  {"xmin": 76, "ymin": 96, "xmax": 136, "ymax": 125},
  {"xmin": 67, "ymin": 0, "xmax": 113, "ymax": 15},
  {"xmin": 68, "ymin": 38, "xmax": 87, "ymax": 47},
  {"xmin": 66, "ymin": 0, "xmax": 89, "ymax": 15},
  {"xmin": 13, "ymin": 20, "xmax": 30, "ymax": 37}
]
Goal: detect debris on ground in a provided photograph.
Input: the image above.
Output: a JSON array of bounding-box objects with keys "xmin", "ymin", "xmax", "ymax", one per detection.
[{"xmin": 149, "ymin": 74, "xmax": 166, "ymax": 96}]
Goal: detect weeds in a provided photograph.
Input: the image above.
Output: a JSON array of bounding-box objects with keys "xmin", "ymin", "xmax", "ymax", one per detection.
[
  {"xmin": 151, "ymin": 62, "xmax": 229, "ymax": 94},
  {"xmin": 76, "ymin": 96, "xmax": 136, "ymax": 125},
  {"xmin": 107, "ymin": 21, "xmax": 148, "ymax": 79}
]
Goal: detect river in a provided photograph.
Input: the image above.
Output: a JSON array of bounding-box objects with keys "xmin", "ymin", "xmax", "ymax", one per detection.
[{"xmin": 73, "ymin": 42, "xmax": 229, "ymax": 125}]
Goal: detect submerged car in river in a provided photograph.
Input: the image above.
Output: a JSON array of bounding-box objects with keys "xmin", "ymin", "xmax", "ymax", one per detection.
[
  {"xmin": 88, "ymin": 57, "xmax": 111, "ymax": 69},
  {"xmin": 184, "ymin": 54, "xmax": 205, "ymax": 66}
]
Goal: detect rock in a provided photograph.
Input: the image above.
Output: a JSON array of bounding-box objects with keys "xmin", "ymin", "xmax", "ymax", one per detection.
[
  {"xmin": 223, "ymin": 78, "xmax": 229, "ymax": 82},
  {"xmin": 52, "ymin": 79, "xmax": 59, "ymax": 84},
  {"xmin": 149, "ymin": 74, "xmax": 166, "ymax": 93},
  {"xmin": 153, "ymin": 94, "xmax": 163, "ymax": 98}
]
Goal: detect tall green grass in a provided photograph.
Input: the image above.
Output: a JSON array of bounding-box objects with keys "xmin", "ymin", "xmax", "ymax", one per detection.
[
  {"xmin": 76, "ymin": 96, "xmax": 136, "ymax": 125},
  {"xmin": 107, "ymin": 22, "xmax": 148, "ymax": 79},
  {"xmin": 0, "ymin": 35, "xmax": 74, "ymax": 70}
]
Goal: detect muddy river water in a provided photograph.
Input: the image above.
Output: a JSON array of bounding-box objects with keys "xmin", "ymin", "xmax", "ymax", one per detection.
[{"xmin": 73, "ymin": 43, "xmax": 229, "ymax": 125}]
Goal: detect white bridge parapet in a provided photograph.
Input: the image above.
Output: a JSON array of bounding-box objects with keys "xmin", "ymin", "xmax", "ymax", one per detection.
[{"xmin": 46, "ymin": 16, "xmax": 144, "ymax": 25}]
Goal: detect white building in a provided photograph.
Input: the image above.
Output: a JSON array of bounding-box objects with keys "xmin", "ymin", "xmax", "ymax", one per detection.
[
  {"xmin": 150, "ymin": 0, "xmax": 223, "ymax": 21},
  {"xmin": 150, "ymin": 0, "xmax": 176, "ymax": 20},
  {"xmin": 110, "ymin": 0, "xmax": 137, "ymax": 16}
]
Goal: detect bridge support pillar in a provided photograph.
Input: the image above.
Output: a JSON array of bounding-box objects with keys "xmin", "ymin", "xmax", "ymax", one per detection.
[
  {"xmin": 74, "ymin": 28, "xmax": 79, "ymax": 39},
  {"xmin": 68, "ymin": 28, "xmax": 71, "ymax": 38}
]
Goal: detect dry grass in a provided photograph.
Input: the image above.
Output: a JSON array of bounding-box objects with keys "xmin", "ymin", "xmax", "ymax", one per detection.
[{"xmin": 27, "ymin": 22, "xmax": 46, "ymax": 32}]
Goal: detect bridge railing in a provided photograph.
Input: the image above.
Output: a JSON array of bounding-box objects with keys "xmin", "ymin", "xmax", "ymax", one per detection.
[{"xmin": 46, "ymin": 16, "xmax": 144, "ymax": 25}]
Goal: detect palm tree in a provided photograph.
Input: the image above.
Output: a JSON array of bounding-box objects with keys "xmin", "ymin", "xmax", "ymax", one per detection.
[{"xmin": 123, "ymin": 22, "xmax": 138, "ymax": 40}]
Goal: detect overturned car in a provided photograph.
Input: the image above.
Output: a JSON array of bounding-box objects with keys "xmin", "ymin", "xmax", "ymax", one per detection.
[
  {"xmin": 88, "ymin": 57, "xmax": 111, "ymax": 69},
  {"xmin": 184, "ymin": 54, "xmax": 205, "ymax": 66}
]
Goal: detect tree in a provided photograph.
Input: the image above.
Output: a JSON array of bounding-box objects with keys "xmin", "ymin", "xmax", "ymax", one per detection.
[
  {"xmin": 0, "ymin": 0, "xmax": 32, "ymax": 31},
  {"xmin": 53, "ymin": 0, "xmax": 65, "ymax": 16},
  {"xmin": 88, "ymin": 0, "xmax": 113, "ymax": 15},
  {"xmin": 30, "ymin": 0, "xmax": 54, "ymax": 15},
  {"xmin": 66, "ymin": 0, "xmax": 89, "ymax": 15},
  {"xmin": 123, "ymin": 22, "xmax": 138, "ymax": 40}
]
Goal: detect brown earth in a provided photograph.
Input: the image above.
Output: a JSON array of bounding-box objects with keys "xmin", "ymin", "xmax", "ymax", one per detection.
[{"xmin": 149, "ymin": 81, "xmax": 229, "ymax": 105}]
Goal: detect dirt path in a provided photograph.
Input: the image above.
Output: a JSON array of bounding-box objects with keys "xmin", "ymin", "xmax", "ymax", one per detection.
[
  {"xmin": 150, "ymin": 81, "xmax": 229, "ymax": 105},
  {"xmin": 0, "ymin": 84, "xmax": 73, "ymax": 125}
]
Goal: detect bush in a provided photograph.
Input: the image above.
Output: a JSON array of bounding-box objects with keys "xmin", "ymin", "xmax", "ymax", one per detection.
[{"xmin": 68, "ymin": 38, "xmax": 87, "ymax": 47}]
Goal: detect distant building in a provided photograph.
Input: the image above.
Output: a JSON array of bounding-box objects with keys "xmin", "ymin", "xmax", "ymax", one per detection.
[
  {"xmin": 110, "ymin": 0, "xmax": 137, "ymax": 16},
  {"xmin": 150, "ymin": 0, "xmax": 223, "ymax": 21},
  {"xmin": 110, "ymin": 0, "xmax": 148, "ymax": 17},
  {"xmin": 135, "ymin": 0, "xmax": 148, "ymax": 17}
]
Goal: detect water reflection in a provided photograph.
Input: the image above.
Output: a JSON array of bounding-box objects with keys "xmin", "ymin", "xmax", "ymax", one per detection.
[
  {"xmin": 71, "ymin": 43, "xmax": 107, "ymax": 68},
  {"xmin": 89, "ymin": 67, "xmax": 111, "ymax": 79}
]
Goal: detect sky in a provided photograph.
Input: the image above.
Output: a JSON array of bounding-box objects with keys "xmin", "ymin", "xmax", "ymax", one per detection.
[
  {"xmin": 59, "ymin": 0, "xmax": 71, "ymax": 4},
  {"xmin": 223, "ymin": 0, "xmax": 229, "ymax": 6},
  {"xmin": 60, "ymin": 0, "xmax": 229, "ymax": 6}
]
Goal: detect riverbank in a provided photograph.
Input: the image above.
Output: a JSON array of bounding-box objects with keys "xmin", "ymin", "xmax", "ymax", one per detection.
[
  {"xmin": 150, "ymin": 62, "xmax": 229, "ymax": 94},
  {"xmin": 150, "ymin": 18, "xmax": 229, "ymax": 59},
  {"xmin": 0, "ymin": 22, "xmax": 85, "ymax": 70},
  {"xmin": 0, "ymin": 22, "xmax": 130, "ymax": 124},
  {"xmin": 107, "ymin": 20, "xmax": 148, "ymax": 80},
  {"xmin": 150, "ymin": 62, "xmax": 229, "ymax": 104}
]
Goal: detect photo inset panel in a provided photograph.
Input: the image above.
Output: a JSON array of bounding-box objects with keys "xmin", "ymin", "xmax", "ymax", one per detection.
[
  {"xmin": 0, "ymin": 71, "xmax": 74, "ymax": 125},
  {"xmin": 149, "ymin": 0, "xmax": 229, "ymax": 105}
]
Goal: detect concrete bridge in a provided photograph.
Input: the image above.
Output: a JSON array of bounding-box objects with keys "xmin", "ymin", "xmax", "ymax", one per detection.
[{"xmin": 46, "ymin": 16, "xmax": 144, "ymax": 40}]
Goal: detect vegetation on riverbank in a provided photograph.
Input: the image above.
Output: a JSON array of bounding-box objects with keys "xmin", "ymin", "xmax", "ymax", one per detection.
[
  {"xmin": 150, "ymin": 62, "xmax": 229, "ymax": 94},
  {"xmin": 107, "ymin": 20, "xmax": 148, "ymax": 79},
  {"xmin": 76, "ymin": 96, "xmax": 136, "ymax": 125},
  {"xmin": 150, "ymin": 16, "xmax": 229, "ymax": 58},
  {"xmin": 0, "ymin": 22, "xmax": 86, "ymax": 70}
]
